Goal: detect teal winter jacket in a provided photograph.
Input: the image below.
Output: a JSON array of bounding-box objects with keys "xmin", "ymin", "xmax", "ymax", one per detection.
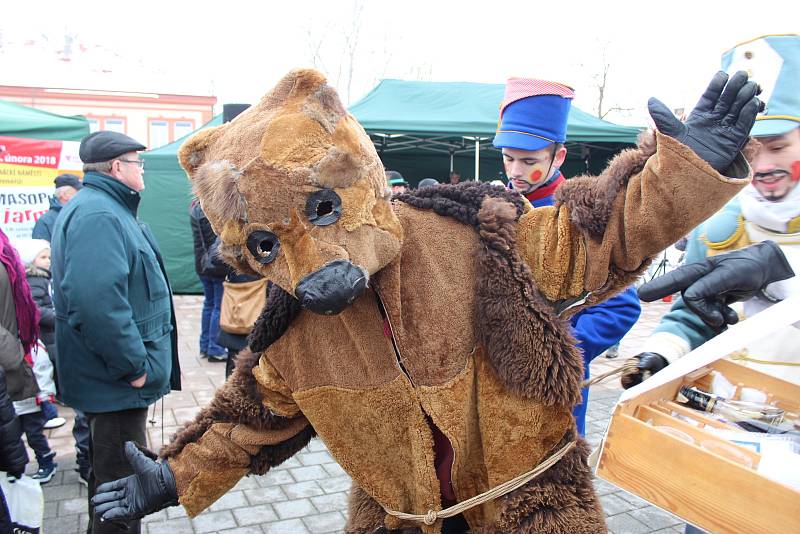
[{"xmin": 50, "ymin": 172, "xmax": 180, "ymax": 413}]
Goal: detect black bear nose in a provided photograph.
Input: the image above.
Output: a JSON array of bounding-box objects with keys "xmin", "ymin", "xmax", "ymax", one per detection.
[{"xmin": 294, "ymin": 260, "xmax": 368, "ymax": 316}]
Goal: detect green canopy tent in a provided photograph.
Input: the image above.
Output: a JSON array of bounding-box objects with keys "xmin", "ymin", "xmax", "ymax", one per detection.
[
  {"xmin": 349, "ymin": 79, "xmax": 643, "ymax": 183},
  {"xmin": 140, "ymin": 114, "xmax": 223, "ymax": 293},
  {"xmin": 0, "ymin": 99, "xmax": 90, "ymax": 141}
]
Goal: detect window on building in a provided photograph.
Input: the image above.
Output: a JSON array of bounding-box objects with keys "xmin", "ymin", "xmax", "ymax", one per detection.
[
  {"xmin": 173, "ymin": 120, "xmax": 194, "ymax": 140},
  {"xmin": 104, "ymin": 118, "xmax": 126, "ymax": 134},
  {"xmin": 149, "ymin": 120, "xmax": 170, "ymax": 148},
  {"xmin": 88, "ymin": 118, "xmax": 100, "ymax": 133}
]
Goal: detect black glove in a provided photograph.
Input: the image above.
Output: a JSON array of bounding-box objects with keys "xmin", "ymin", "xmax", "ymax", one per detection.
[
  {"xmin": 621, "ymin": 352, "xmax": 669, "ymax": 389},
  {"xmin": 91, "ymin": 442, "xmax": 178, "ymax": 523},
  {"xmin": 638, "ymin": 241, "xmax": 794, "ymax": 328},
  {"xmin": 648, "ymin": 71, "xmax": 763, "ymax": 172}
]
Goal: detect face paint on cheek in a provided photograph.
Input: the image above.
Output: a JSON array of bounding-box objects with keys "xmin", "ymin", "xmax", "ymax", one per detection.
[
  {"xmin": 527, "ymin": 164, "xmax": 546, "ymax": 185},
  {"xmin": 791, "ymin": 160, "xmax": 800, "ymax": 182}
]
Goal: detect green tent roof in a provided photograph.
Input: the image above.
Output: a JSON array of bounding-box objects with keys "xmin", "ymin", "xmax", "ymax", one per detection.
[
  {"xmin": 349, "ymin": 79, "xmax": 642, "ymax": 143},
  {"xmin": 140, "ymin": 114, "xmax": 223, "ymax": 293},
  {"xmin": 0, "ymin": 99, "xmax": 90, "ymax": 141}
]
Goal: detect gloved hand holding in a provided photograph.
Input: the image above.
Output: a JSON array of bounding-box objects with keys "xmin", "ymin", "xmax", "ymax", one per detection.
[
  {"xmin": 91, "ymin": 441, "xmax": 178, "ymax": 523},
  {"xmin": 620, "ymin": 352, "xmax": 669, "ymax": 389},
  {"xmin": 638, "ymin": 241, "xmax": 794, "ymax": 328},
  {"xmin": 648, "ymin": 70, "xmax": 763, "ymax": 172}
]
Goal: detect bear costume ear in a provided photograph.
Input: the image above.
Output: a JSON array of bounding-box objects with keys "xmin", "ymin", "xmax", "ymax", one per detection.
[{"xmin": 178, "ymin": 125, "xmax": 224, "ymax": 177}]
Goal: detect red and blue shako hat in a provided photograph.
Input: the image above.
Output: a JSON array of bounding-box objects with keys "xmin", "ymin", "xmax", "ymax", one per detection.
[{"xmin": 493, "ymin": 78, "xmax": 575, "ymax": 151}]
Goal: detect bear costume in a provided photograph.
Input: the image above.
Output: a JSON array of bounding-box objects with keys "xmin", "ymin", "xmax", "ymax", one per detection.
[{"xmin": 92, "ymin": 69, "xmax": 756, "ymax": 533}]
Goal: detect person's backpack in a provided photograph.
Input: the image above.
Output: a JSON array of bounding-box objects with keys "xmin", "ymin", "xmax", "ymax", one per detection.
[{"xmin": 219, "ymin": 277, "xmax": 268, "ymax": 334}]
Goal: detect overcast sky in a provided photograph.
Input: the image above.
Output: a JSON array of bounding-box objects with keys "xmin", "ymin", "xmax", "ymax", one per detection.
[{"xmin": 2, "ymin": 0, "xmax": 798, "ymax": 125}]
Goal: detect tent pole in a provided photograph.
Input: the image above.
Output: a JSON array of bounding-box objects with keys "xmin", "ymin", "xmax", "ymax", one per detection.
[
  {"xmin": 474, "ymin": 138, "xmax": 480, "ymax": 181},
  {"xmin": 449, "ymin": 150, "xmax": 454, "ymax": 172}
]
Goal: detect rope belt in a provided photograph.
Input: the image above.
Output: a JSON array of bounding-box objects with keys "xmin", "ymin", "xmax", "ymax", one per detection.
[
  {"xmin": 383, "ymin": 440, "xmax": 576, "ymax": 526},
  {"xmin": 581, "ymin": 358, "xmax": 640, "ymax": 388}
]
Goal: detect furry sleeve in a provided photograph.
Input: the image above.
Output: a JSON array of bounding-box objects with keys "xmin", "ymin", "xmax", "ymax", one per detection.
[
  {"xmin": 517, "ymin": 131, "xmax": 750, "ymax": 302},
  {"xmin": 159, "ymin": 285, "xmax": 314, "ymax": 517}
]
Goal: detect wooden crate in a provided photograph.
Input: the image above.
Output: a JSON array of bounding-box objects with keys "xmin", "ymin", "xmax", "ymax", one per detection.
[{"xmin": 595, "ymin": 297, "xmax": 800, "ymax": 534}]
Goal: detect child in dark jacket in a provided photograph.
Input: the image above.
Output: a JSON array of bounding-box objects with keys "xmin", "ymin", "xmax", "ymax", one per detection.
[{"xmin": 13, "ymin": 239, "xmax": 64, "ymax": 431}]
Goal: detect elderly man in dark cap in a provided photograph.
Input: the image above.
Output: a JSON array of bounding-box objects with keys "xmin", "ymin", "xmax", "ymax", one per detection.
[
  {"xmin": 32, "ymin": 173, "xmax": 83, "ymax": 241},
  {"xmin": 50, "ymin": 131, "xmax": 181, "ymax": 534}
]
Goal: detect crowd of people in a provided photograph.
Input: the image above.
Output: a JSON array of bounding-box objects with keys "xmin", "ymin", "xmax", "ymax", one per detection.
[{"xmin": 0, "ymin": 34, "xmax": 797, "ymax": 534}]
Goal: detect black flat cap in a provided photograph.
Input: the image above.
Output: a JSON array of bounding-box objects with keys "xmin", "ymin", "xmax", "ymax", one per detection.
[
  {"xmin": 54, "ymin": 173, "xmax": 83, "ymax": 189},
  {"xmin": 79, "ymin": 131, "xmax": 146, "ymax": 163}
]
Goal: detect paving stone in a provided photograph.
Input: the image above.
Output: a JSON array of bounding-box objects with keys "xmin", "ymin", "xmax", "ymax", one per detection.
[
  {"xmin": 168, "ymin": 505, "xmax": 190, "ymax": 519},
  {"xmin": 299, "ymin": 451, "xmax": 334, "ymax": 466},
  {"xmin": 245, "ymin": 485, "xmax": 288, "ymax": 505},
  {"xmin": 291, "ymin": 465, "xmax": 329, "ymax": 482},
  {"xmin": 307, "ymin": 438, "xmax": 328, "ymax": 452},
  {"xmin": 43, "ymin": 499, "xmax": 59, "ymax": 519},
  {"xmin": 59, "ymin": 496, "xmax": 88, "ymax": 515},
  {"xmin": 322, "ymin": 463, "xmax": 348, "ymax": 477},
  {"xmin": 233, "ymin": 503, "xmax": 279, "ymax": 526},
  {"xmin": 318, "ymin": 475, "xmax": 352, "ymax": 493},
  {"xmin": 283, "ymin": 480, "xmax": 326, "ymax": 499},
  {"xmin": 628, "ymin": 507, "xmax": 683, "ymax": 530},
  {"xmin": 259, "ymin": 469, "xmax": 295, "ymax": 486},
  {"xmin": 272, "ymin": 498, "xmax": 317, "ymax": 519},
  {"xmin": 311, "ymin": 492, "xmax": 349, "ymax": 513},
  {"xmin": 263, "ymin": 518, "xmax": 312, "ymax": 533},
  {"xmin": 192, "ymin": 510, "xmax": 238, "ymax": 533},
  {"xmin": 219, "ymin": 527, "xmax": 265, "ymax": 534},
  {"xmin": 274, "ymin": 456, "xmax": 302, "ymax": 469},
  {"xmin": 593, "ymin": 477, "xmax": 623, "ymax": 496},
  {"xmin": 142, "ymin": 508, "xmax": 168, "ymax": 522},
  {"xmin": 606, "ymin": 512, "xmax": 652, "ymax": 534},
  {"xmin": 42, "ymin": 484, "xmax": 81, "ymax": 501},
  {"xmin": 303, "ymin": 511, "xmax": 346, "ymax": 533},
  {"xmin": 146, "ymin": 517, "xmax": 194, "ymax": 534},
  {"xmin": 44, "ymin": 513, "xmax": 78, "ymax": 534},
  {"xmin": 233, "ymin": 475, "xmax": 262, "ymax": 490},
  {"xmin": 601, "ymin": 493, "xmax": 640, "ymax": 516},
  {"xmin": 619, "ymin": 490, "xmax": 655, "ymax": 509},
  {"xmin": 209, "ymin": 490, "xmax": 250, "ymax": 511}
]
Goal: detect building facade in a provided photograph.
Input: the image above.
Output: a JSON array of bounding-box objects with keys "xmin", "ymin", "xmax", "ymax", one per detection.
[{"xmin": 0, "ymin": 85, "xmax": 216, "ymax": 148}]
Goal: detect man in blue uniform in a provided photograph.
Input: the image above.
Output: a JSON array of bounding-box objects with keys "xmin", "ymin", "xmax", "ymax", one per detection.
[{"xmin": 493, "ymin": 78, "xmax": 641, "ymax": 435}]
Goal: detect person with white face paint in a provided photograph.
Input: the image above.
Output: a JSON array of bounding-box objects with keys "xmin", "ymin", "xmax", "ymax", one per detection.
[{"xmin": 627, "ymin": 34, "xmax": 800, "ymax": 389}]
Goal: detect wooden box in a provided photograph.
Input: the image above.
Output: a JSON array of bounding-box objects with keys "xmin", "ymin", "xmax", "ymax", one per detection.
[{"xmin": 595, "ymin": 296, "xmax": 800, "ymax": 534}]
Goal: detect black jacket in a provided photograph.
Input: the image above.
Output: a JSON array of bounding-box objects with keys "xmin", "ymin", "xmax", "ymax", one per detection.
[
  {"xmin": 0, "ymin": 367, "xmax": 28, "ymax": 478},
  {"xmin": 26, "ymin": 265, "xmax": 55, "ymax": 349},
  {"xmin": 190, "ymin": 203, "xmax": 227, "ymax": 279}
]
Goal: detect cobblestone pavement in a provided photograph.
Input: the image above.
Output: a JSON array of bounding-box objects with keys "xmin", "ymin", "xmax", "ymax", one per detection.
[{"xmin": 31, "ymin": 295, "xmax": 687, "ymax": 533}]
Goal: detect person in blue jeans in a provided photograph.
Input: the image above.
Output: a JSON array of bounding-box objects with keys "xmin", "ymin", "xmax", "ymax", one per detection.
[
  {"xmin": 494, "ymin": 77, "xmax": 641, "ymax": 435},
  {"xmin": 190, "ymin": 201, "xmax": 228, "ymax": 361}
]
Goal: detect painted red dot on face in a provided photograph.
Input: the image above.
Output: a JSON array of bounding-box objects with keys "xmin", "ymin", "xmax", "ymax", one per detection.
[{"xmin": 530, "ymin": 169, "xmax": 543, "ymax": 182}]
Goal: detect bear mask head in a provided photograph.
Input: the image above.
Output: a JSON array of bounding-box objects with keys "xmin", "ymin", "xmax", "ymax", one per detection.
[{"xmin": 180, "ymin": 69, "xmax": 403, "ymax": 315}]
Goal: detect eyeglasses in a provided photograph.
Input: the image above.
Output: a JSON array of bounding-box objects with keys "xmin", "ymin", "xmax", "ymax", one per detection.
[{"xmin": 118, "ymin": 159, "xmax": 145, "ymax": 169}]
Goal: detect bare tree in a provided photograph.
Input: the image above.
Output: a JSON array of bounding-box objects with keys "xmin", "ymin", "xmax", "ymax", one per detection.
[{"xmin": 585, "ymin": 42, "xmax": 633, "ymax": 120}]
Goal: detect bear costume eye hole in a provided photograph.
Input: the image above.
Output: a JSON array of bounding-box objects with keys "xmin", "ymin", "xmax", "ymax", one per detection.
[
  {"xmin": 246, "ymin": 230, "xmax": 281, "ymax": 265},
  {"xmin": 305, "ymin": 189, "xmax": 342, "ymax": 226}
]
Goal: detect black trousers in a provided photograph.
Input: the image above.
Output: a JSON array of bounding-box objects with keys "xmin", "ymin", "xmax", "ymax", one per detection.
[
  {"xmin": 85, "ymin": 408, "xmax": 148, "ymax": 534},
  {"xmin": 19, "ymin": 411, "xmax": 51, "ymax": 463}
]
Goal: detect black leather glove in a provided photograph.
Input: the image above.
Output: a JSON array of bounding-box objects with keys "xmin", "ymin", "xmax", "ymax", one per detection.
[
  {"xmin": 621, "ymin": 352, "xmax": 669, "ymax": 389},
  {"xmin": 638, "ymin": 241, "xmax": 794, "ymax": 328},
  {"xmin": 91, "ymin": 442, "xmax": 178, "ymax": 523},
  {"xmin": 648, "ymin": 70, "xmax": 763, "ymax": 172}
]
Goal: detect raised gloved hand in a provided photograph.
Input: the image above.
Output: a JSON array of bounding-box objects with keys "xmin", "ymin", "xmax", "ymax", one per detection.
[
  {"xmin": 638, "ymin": 241, "xmax": 794, "ymax": 328},
  {"xmin": 620, "ymin": 352, "xmax": 669, "ymax": 389},
  {"xmin": 648, "ymin": 70, "xmax": 763, "ymax": 172},
  {"xmin": 91, "ymin": 442, "xmax": 178, "ymax": 523}
]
